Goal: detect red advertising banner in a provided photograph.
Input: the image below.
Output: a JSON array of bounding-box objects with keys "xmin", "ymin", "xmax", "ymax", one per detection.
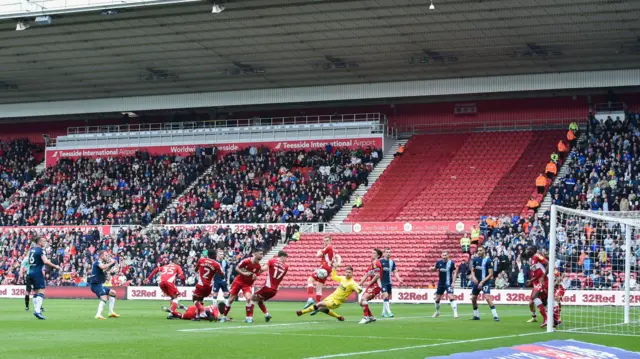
[
  {"xmin": 45, "ymin": 137, "xmax": 383, "ymax": 167},
  {"xmin": 351, "ymin": 221, "xmax": 477, "ymax": 233},
  {"xmin": 0, "ymin": 285, "xmax": 126, "ymax": 299},
  {"xmin": 0, "ymin": 226, "xmax": 111, "ymax": 236}
]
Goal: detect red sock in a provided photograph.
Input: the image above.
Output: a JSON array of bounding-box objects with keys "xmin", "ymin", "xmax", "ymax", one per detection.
[
  {"xmin": 258, "ymin": 302, "xmax": 268, "ymax": 314},
  {"xmin": 307, "ymin": 287, "xmax": 314, "ymax": 299},
  {"xmin": 315, "ymin": 294, "xmax": 322, "ymax": 302},
  {"xmin": 363, "ymin": 304, "xmax": 371, "ymax": 317},
  {"xmin": 246, "ymin": 305, "xmax": 254, "ymax": 317},
  {"xmin": 553, "ymin": 304, "xmax": 561, "ymax": 322},
  {"xmin": 537, "ymin": 304, "xmax": 547, "ymax": 321},
  {"xmin": 223, "ymin": 305, "xmax": 231, "ymax": 317},
  {"xmin": 170, "ymin": 301, "xmax": 178, "ymax": 312},
  {"xmin": 194, "ymin": 301, "xmax": 205, "ymax": 315}
]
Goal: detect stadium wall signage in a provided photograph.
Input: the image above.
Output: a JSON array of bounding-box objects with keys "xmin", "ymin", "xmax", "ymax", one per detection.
[
  {"xmin": 352, "ymin": 221, "xmax": 477, "ymax": 233},
  {"xmin": 369, "ymin": 288, "xmax": 640, "ymax": 306},
  {"xmin": 45, "ymin": 137, "xmax": 383, "ymax": 167}
]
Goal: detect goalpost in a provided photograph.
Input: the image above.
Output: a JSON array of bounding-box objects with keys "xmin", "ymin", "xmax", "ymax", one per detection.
[{"xmin": 548, "ymin": 205, "xmax": 640, "ymax": 335}]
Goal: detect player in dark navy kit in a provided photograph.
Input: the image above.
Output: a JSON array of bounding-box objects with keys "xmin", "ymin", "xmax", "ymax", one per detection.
[
  {"xmin": 89, "ymin": 250, "xmax": 120, "ymax": 320},
  {"xmin": 470, "ymin": 247, "xmax": 499, "ymax": 321},
  {"xmin": 379, "ymin": 248, "xmax": 405, "ymax": 318},
  {"xmin": 27, "ymin": 236, "xmax": 61, "ymax": 320},
  {"xmin": 431, "ymin": 251, "xmax": 459, "ymax": 318},
  {"xmin": 213, "ymin": 249, "xmax": 231, "ymax": 306}
]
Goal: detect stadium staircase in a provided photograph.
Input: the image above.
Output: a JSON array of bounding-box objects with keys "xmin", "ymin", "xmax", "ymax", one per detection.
[
  {"xmin": 279, "ymin": 232, "xmax": 466, "ymax": 288},
  {"xmin": 537, "ymin": 132, "xmax": 586, "ymax": 216},
  {"xmin": 330, "ymin": 138, "xmax": 407, "ymax": 225},
  {"xmin": 151, "ymin": 164, "xmax": 216, "ymax": 224}
]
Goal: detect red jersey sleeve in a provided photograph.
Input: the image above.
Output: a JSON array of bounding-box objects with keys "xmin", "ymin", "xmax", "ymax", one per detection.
[
  {"xmin": 177, "ymin": 265, "xmax": 185, "ymax": 281},
  {"xmin": 146, "ymin": 266, "xmax": 160, "ymax": 281}
]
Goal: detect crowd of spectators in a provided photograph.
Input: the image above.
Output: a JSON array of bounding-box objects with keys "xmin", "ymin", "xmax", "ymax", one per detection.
[
  {"xmin": 0, "ymin": 152, "xmax": 207, "ymax": 227},
  {"xmin": 459, "ymin": 111, "xmax": 640, "ymax": 290},
  {"xmin": 548, "ymin": 112, "xmax": 640, "ymax": 212},
  {"xmin": 0, "ymin": 139, "xmax": 41, "ymax": 207},
  {"xmin": 0, "ymin": 225, "xmax": 281, "ymax": 287},
  {"xmin": 159, "ymin": 144, "xmax": 381, "ymax": 224}
]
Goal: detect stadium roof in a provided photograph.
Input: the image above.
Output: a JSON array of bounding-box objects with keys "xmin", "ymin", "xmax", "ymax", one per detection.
[{"xmin": 0, "ymin": 0, "xmax": 639, "ymax": 106}]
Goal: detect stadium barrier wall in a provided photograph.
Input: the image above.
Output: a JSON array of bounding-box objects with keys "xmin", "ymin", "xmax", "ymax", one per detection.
[
  {"xmin": 0, "ymin": 285, "xmax": 126, "ymax": 300},
  {"xmin": 368, "ymin": 288, "xmax": 640, "ymax": 306},
  {"xmin": 352, "ymin": 221, "xmax": 477, "ymax": 233},
  {"xmin": 45, "ymin": 137, "xmax": 383, "ymax": 167},
  {"xmin": 126, "ymin": 287, "xmax": 357, "ymax": 303}
]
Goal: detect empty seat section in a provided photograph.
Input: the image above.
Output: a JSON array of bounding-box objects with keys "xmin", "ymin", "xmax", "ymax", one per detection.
[
  {"xmin": 280, "ymin": 232, "xmax": 465, "ymax": 288},
  {"xmin": 347, "ymin": 134, "xmax": 467, "ymax": 222}
]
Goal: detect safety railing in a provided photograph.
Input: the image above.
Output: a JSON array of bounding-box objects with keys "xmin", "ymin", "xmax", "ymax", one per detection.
[
  {"xmin": 408, "ymin": 117, "xmax": 587, "ymax": 135},
  {"xmin": 66, "ymin": 113, "xmax": 384, "ymax": 136}
]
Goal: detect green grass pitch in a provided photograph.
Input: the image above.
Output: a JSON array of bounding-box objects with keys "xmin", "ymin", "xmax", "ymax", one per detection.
[{"xmin": 0, "ymin": 299, "xmax": 637, "ymax": 358}]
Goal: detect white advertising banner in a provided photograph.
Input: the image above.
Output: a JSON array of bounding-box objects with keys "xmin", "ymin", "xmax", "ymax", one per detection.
[
  {"xmin": 370, "ymin": 288, "xmax": 640, "ymax": 306},
  {"xmin": 0, "ymin": 285, "xmax": 28, "ymax": 298},
  {"xmin": 126, "ymin": 286, "xmax": 250, "ymax": 302}
]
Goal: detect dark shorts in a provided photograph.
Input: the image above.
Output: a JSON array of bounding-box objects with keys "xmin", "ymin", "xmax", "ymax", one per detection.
[
  {"xmin": 435, "ymin": 285, "xmax": 454, "ymax": 296},
  {"xmin": 471, "ymin": 283, "xmax": 491, "ymax": 296},
  {"xmin": 381, "ymin": 283, "xmax": 393, "ymax": 295},
  {"xmin": 213, "ymin": 280, "xmax": 229, "ymax": 293},
  {"xmin": 90, "ymin": 284, "xmax": 111, "ymax": 298},
  {"xmin": 27, "ymin": 273, "xmax": 45, "ymax": 290}
]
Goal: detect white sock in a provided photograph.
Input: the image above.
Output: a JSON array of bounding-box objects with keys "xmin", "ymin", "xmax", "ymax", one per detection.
[
  {"xmin": 473, "ymin": 309, "xmax": 479, "ymax": 317},
  {"xmin": 109, "ymin": 296, "xmax": 116, "ymax": 314},
  {"xmin": 531, "ymin": 311, "xmax": 537, "ymax": 317},
  {"xmin": 34, "ymin": 295, "xmax": 43, "ymax": 313},
  {"xmin": 97, "ymin": 300, "xmax": 105, "ymax": 317},
  {"xmin": 491, "ymin": 307, "xmax": 499, "ymax": 318},
  {"xmin": 435, "ymin": 302, "xmax": 440, "ymax": 313},
  {"xmin": 172, "ymin": 298, "xmax": 179, "ymax": 306},
  {"xmin": 383, "ymin": 301, "xmax": 390, "ymax": 314},
  {"xmin": 224, "ymin": 298, "xmax": 229, "ymax": 306},
  {"xmin": 450, "ymin": 300, "xmax": 458, "ymax": 313},
  {"xmin": 32, "ymin": 296, "xmax": 39, "ymax": 312}
]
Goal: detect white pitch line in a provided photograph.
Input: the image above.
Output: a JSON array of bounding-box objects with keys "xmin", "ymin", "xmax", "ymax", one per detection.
[
  {"xmin": 302, "ymin": 332, "xmax": 546, "ymax": 359},
  {"xmin": 241, "ymin": 331, "xmax": 454, "ymax": 342},
  {"xmin": 178, "ymin": 322, "xmax": 319, "ymax": 332}
]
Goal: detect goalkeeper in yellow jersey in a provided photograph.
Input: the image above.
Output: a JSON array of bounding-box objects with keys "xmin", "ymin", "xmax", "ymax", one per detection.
[{"xmin": 296, "ymin": 262, "xmax": 362, "ymax": 321}]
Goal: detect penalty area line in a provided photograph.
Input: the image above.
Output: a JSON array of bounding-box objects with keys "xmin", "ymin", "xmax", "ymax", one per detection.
[
  {"xmin": 241, "ymin": 331, "xmax": 454, "ymax": 342},
  {"xmin": 178, "ymin": 322, "xmax": 319, "ymax": 332},
  {"xmin": 303, "ymin": 331, "xmax": 546, "ymax": 359}
]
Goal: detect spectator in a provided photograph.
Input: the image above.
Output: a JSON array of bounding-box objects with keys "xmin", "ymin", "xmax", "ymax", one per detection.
[
  {"xmin": 526, "ymin": 196, "xmax": 540, "ymax": 210},
  {"xmin": 517, "ymin": 269, "xmax": 525, "ymax": 288},
  {"xmin": 545, "ymin": 161, "xmax": 557, "ymax": 178},
  {"xmin": 458, "ymin": 258, "xmax": 470, "ymax": 288},
  {"xmin": 535, "ymin": 173, "xmax": 547, "ymax": 194},
  {"xmin": 352, "ymin": 195, "xmax": 363, "ymax": 209},
  {"xmin": 460, "ymin": 233, "xmax": 471, "ymax": 254},
  {"xmin": 583, "ymin": 255, "xmax": 594, "ymax": 276},
  {"xmin": 495, "ymin": 272, "xmax": 508, "ymax": 289},
  {"xmin": 394, "ymin": 144, "xmax": 405, "ymax": 157}
]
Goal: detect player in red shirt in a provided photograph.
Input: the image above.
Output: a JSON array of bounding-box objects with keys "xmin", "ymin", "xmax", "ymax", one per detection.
[
  {"xmin": 164, "ymin": 302, "xmax": 221, "ymax": 321},
  {"xmin": 524, "ymin": 246, "xmax": 549, "ymax": 327},
  {"xmin": 193, "ymin": 249, "xmax": 223, "ymax": 321},
  {"xmin": 552, "ymin": 268, "xmax": 567, "ymax": 328},
  {"xmin": 304, "ymin": 236, "xmax": 335, "ymax": 309},
  {"xmin": 252, "ymin": 250, "xmax": 289, "ymax": 322},
  {"xmin": 357, "ymin": 248, "xmax": 383, "ymax": 324},
  {"xmin": 144, "ymin": 257, "xmax": 186, "ymax": 313},
  {"xmin": 220, "ymin": 248, "xmax": 264, "ymax": 323}
]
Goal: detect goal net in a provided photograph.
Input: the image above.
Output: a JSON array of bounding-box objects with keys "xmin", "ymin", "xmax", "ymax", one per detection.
[{"xmin": 548, "ymin": 205, "xmax": 640, "ymax": 335}]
